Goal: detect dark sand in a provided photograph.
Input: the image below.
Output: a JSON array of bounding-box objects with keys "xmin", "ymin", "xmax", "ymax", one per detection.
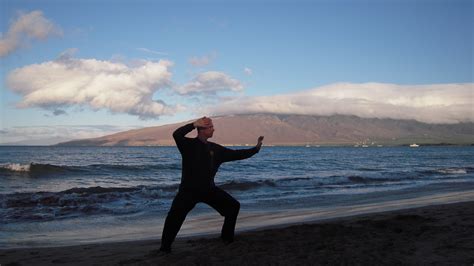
[{"xmin": 1, "ymin": 201, "xmax": 474, "ymax": 265}]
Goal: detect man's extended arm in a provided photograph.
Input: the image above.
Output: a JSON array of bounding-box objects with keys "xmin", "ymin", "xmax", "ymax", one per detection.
[
  {"xmin": 221, "ymin": 146, "xmax": 259, "ymax": 163},
  {"xmin": 221, "ymin": 136, "xmax": 264, "ymax": 163}
]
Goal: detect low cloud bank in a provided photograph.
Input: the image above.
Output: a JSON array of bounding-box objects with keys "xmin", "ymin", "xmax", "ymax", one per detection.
[{"xmin": 205, "ymin": 82, "xmax": 473, "ymax": 124}]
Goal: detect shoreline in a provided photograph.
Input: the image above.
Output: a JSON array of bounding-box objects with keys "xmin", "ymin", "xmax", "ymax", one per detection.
[
  {"xmin": 2, "ymin": 189, "xmax": 473, "ymax": 249},
  {"xmin": 1, "ymin": 194, "xmax": 474, "ymax": 265},
  {"xmin": 175, "ymin": 189, "xmax": 474, "ymax": 239}
]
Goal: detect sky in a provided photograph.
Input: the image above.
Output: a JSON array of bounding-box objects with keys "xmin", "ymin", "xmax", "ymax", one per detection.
[{"xmin": 0, "ymin": 0, "xmax": 472, "ymax": 144}]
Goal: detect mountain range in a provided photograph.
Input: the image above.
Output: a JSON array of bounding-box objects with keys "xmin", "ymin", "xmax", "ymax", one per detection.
[{"xmin": 56, "ymin": 114, "xmax": 474, "ymax": 146}]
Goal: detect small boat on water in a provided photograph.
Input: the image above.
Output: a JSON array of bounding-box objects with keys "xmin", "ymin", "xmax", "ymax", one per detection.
[{"xmin": 409, "ymin": 143, "xmax": 420, "ymax": 147}]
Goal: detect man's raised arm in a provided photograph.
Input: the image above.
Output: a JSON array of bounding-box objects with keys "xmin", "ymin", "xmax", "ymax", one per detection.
[
  {"xmin": 172, "ymin": 123, "xmax": 195, "ymax": 153},
  {"xmin": 173, "ymin": 123, "xmax": 195, "ymax": 142},
  {"xmin": 173, "ymin": 117, "xmax": 213, "ymax": 151}
]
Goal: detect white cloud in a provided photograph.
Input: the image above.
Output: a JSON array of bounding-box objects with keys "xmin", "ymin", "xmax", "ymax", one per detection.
[
  {"xmin": 6, "ymin": 52, "xmax": 179, "ymax": 119},
  {"xmin": 204, "ymin": 82, "xmax": 474, "ymax": 124},
  {"xmin": 0, "ymin": 125, "xmax": 139, "ymax": 145},
  {"xmin": 244, "ymin": 67, "xmax": 253, "ymax": 75},
  {"xmin": 176, "ymin": 71, "xmax": 244, "ymax": 95},
  {"xmin": 0, "ymin": 10, "xmax": 62, "ymax": 57},
  {"xmin": 188, "ymin": 52, "xmax": 217, "ymax": 67}
]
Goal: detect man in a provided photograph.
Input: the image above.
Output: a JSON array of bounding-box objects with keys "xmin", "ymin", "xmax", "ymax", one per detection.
[{"xmin": 159, "ymin": 116, "xmax": 264, "ymax": 253}]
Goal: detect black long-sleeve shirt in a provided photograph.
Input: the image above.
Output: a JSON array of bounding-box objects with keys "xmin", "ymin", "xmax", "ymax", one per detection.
[{"xmin": 173, "ymin": 123, "xmax": 259, "ymax": 192}]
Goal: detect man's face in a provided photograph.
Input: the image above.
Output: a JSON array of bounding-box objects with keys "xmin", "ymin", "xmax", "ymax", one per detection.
[{"xmin": 201, "ymin": 121, "xmax": 214, "ymax": 138}]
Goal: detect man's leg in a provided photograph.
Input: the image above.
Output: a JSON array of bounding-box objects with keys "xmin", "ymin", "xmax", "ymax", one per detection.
[
  {"xmin": 160, "ymin": 190, "xmax": 196, "ymax": 251},
  {"xmin": 204, "ymin": 187, "xmax": 240, "ymax": 242}
]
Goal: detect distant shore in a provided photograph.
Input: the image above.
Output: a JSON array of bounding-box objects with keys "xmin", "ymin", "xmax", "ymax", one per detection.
[
  {"xmin": 47, "ymin": 114, "xmax": 474, "ymax": 147},
  {"xmin": 2, "ymin": 196, "xmax": 473, "ymax": 265}
]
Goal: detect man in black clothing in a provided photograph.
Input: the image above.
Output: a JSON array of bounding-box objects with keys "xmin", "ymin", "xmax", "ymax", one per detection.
[{"xmin": 159, "ymin": 117, "xmax": 264, "ymax": 253}]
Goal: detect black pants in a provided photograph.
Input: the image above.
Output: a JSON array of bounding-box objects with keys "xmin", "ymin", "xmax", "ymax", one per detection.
[{"xmin": 160, "ymin": 186, "xmax": 240, "ymax": 249}]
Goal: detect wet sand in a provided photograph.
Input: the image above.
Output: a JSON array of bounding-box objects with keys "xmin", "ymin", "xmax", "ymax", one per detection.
[{"xmin": 1, "ymin": 199, "xmax": 474, "ymax": 265}]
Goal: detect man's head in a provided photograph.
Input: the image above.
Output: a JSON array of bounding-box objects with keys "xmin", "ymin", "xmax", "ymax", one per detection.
[{"xmin": 197, "ymin": 118, "xmax": 214, "ymax": 139}]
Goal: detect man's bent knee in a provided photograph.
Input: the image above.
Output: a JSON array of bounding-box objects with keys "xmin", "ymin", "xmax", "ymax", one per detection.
[
  {"xmin": 228, "ymin": 200, "xmax": 240, "ymax": 217},
  {"xmin": 167, "ymin": 206, "xmax": 190, "ymax": 220}
]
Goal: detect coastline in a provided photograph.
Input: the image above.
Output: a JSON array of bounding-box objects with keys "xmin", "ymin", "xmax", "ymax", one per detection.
[{"xmin": 1, "ymin": 192, "xmax": 473, "ymax": 265}]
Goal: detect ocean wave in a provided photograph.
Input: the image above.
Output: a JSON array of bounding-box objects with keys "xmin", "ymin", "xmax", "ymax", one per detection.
[
  {"xmin": 0, "ymin": 178, "xmax": 281, "ymax": 223},
  {"xmin": 347, "ymin": 175, "xmax": 418, "ymax": 184},
  {"xmin": 418, "ymin": 167, "xmax": 471, "ymax": 176},
  {"xmin": 0, "ymin": 162, "xmax": 181, "ymax": 177},
  {"xmin": 89, "ymin": 163, "xmax": 181, "ymax": 171},
  {"xmin": 0, "ymin": 185, "xmax": 178, "ymax": 223},
  {"xmin": 436, "ymin": 168, "xmax": 468, "ymax": 175},
  {"xmin": 0, "ymin": 163, "xmax": 31, "ymax": 172},
  {"xmin": 347, "ymin": 175, "xmax": 371, "ymax": 183},
  {"xmin": 62, "ymin": 186, "xmax": 139, "ymax": 195},
  {"xmin": 355, "ymin": 167, "xmax": 381, "ymax": 172},
  {"xmin": 219, "ymin": 175, "xmax": 412, "ymax": 191},
  {"xmin": 221, "ymin": 175, "xmax": 413, "ymax": 190},
  {"xmin": 278, "ymin": 177, "xmax": 313, "ymax": 182},
  {"xmin": 0, "ymin": 163, "xmax": 78, "ymax": 176},
  {"xmin": 219, "ymin": 180, "xmax": 276, "ymax": 191}
]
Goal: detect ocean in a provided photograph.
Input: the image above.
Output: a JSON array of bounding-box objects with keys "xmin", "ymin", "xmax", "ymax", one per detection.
[{"xmin": 1, "ymin": 145, "xmax": 473, "ymax": 248}]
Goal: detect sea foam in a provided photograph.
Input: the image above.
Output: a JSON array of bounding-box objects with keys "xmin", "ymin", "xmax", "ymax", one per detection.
[{"xmin": 1, "ymin": 163, "xmax": 31, "ymax": 172}]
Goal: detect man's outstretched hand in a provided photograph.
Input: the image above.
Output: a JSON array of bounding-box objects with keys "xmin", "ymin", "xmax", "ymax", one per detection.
[
  {"xmin": 193, "ymin": 117, "xmax": 212, "ymax": 129},
  {"xmin": 256, "ymin": 136, "xmax": 264, "ymax": 151}
]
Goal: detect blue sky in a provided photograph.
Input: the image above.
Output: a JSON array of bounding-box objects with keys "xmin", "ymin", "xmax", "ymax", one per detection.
[{"xmin": 1, "ymin": 0, "xmax": 472, "ymax": 144}]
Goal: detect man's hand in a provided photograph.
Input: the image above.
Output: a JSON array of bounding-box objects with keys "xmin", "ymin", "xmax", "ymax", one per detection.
[
  {"xmin": 193, "ymin": 117, "xmax": 212, "ymax": 129},
  {"xmin": 256, "ymin": 136, "xmax": 264, "ymax": 150}
]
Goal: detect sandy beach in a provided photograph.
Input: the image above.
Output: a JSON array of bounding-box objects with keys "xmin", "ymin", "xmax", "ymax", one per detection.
[{"xmin": 1, "ymin": 199, "xmax": 473, "ymax": 266}]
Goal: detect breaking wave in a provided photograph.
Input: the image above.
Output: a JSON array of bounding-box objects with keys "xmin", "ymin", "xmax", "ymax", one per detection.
[
  {"xmin": 436, "ymin": 168, "xmax": 468, "ymax": 175},
  {"xmin": 418, "ymin": 167, "xmax": 471, "ymax": 176},
  {"xmin": 0, "ymin": 163, "xmax": 75, "ymax": 176},
  {"xmin": 0, "ymin": 162, "xmax": 181, "ymax": 177}
]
